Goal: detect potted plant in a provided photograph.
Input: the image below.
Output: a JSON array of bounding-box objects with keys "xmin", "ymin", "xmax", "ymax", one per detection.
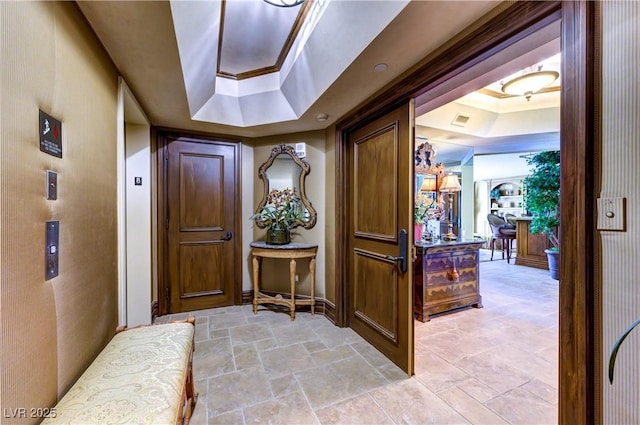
[
  {"xmin": 250, "ymin": 188, "xmax": 304, "ymax": 245},
  {"xmin": 415, "ymin": 193, "xmax": 438, "ymax": 241},
  {"xmin": 523, "ymin": 150, "xmax": 560, "ymax": 279}
]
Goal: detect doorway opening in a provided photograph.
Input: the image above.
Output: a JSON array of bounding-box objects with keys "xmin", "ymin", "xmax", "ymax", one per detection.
[
  {"xmin": 336, "ymin": 1, "xmax": 597, "ymax": 422},
  {"xmin": 411, "ymin": 26, "xmax": 561, "ymax": 420}
]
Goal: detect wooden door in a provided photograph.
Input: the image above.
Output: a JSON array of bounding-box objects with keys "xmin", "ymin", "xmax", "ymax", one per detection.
[
  {"xmin": 347, "ymin": 102, "xmax": 414, "ymax": 374},
  {"xmin": 166, "ymin": 138, "xmax": 237, "ymax": 313}
]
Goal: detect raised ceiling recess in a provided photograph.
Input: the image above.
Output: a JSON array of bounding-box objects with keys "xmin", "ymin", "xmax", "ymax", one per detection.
[{"xmin": 170, "ymin": 0, "xmax": 409, "ymax": 127}]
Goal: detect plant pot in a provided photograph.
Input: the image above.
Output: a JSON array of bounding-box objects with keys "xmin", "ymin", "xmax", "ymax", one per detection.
[
  {"xmin": 545, "ymin": 249, "xmax": 560, "ymax": 280},
  {"xmin": 266, "ymin": 228, "xmax": 290, "ymax": 245}
]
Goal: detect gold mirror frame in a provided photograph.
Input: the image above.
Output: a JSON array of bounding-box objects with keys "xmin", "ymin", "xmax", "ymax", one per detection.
[{"xmin": 255, "ymin": 144, "xmax": 317, "ymax": 229}]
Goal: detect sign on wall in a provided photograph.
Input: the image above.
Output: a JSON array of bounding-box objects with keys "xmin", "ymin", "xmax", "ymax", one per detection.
[{"xmin": 39, "ymin": 110, "xmax": 62, "ymax": 158}]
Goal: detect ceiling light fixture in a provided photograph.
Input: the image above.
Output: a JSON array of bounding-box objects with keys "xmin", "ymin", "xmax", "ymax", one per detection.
[
  {"xmin": 501, "ymin": 67, "xmax": 559, "ymax": 101},
  {"xmin": 373, "ymin": 63, "xmax": 388, "ymax": 72},
  {"xmin": 316, "ymin": 113, "xmax": 328, "ymax": 122},
  {"xmin": 263, "ymin": 0, "xmax": 305, "ymax": 7}
]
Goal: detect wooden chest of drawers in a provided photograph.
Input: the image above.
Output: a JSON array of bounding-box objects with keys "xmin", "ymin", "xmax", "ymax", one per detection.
[{"xmin": 413, "ymin": 240, "xmax": 483, "ymax": 322}]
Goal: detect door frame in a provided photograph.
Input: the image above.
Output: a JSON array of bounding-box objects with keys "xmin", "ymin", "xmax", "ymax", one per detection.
[
  {"xmin": 335, "ymin": 1, "xmax": 598, "ymax": 423},
  {"xmin": 155, "ymin": 127, "xmax": 243, "ymax": 316}
]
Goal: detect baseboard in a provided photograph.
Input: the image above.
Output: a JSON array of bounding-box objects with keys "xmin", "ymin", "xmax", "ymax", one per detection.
[{"xmin": 242, "ymin": 289, "xmax": 335, "ymax": 324}]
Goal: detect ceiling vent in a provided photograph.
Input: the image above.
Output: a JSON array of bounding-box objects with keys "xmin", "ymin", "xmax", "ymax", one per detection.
[{"xmin": 451, "ymin": 113, "xmax": 470, "ymax": 127}]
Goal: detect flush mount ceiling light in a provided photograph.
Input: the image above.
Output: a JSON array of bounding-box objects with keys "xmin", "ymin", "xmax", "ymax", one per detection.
[
  {"xmin": 501, "ymin": 68, "xmax": 559, "ymax": 101},
  {"xmin": 373, "ymin": 63, "xmax": 388, "ymax": 72},
  {"xmin": 263, "ymin": 0, "xmax": 305, "ymax": 7}
]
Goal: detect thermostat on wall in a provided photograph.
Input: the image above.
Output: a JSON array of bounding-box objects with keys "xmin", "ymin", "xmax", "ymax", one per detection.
[{"xmin": 295, "ymin": 142, "xmax": 306, "ymax": 158}]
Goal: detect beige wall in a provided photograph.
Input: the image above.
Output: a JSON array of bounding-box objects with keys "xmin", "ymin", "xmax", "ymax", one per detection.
[
  {"xmin": 125, "ymin": 123, "xmax": 152, "ymax": 326},
  {"xmin": 1, "ymin": 2, "xmax": 119, "ymax": 420},
  {"xmin": 601, "ymin": 2, "xmax": 640, "ymax": 423},
  {"xmin": 249, "ymin": 131, "xmax": 328, "ymax": 299}
]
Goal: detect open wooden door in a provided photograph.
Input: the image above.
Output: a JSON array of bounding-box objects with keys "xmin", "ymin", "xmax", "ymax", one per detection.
[{"xmin": 347, "ymin": 101, "xmax": 414, "ymax": 375}]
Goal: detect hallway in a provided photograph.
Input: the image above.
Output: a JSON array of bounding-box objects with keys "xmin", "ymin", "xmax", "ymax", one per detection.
[{"xmin": 158, "ymin": 259, "xmax": 558, "ymax": 424}]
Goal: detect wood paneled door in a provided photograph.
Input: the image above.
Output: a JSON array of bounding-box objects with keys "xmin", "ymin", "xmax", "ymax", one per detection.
[
  {"xmin": 159, "ymin": 132, "xmax": 240, "ymax": 314},
  {"xmin": 347, "ymin": 102, "xmax": 414, "ymax": 375}
]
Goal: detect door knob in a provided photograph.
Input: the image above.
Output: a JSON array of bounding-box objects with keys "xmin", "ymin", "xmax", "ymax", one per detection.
[{"xmin": 220, "ymin": 231, "xmax": 233, "ymax": 241}]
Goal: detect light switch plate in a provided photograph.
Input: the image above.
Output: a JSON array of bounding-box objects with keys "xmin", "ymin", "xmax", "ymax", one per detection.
[
  {"xmin": 46, "ymin": 170, "xmax": 57, "ymax": 200},
  {"xmin": 597, "ymin": 197, "xmax": 626, "ymax": 231}
]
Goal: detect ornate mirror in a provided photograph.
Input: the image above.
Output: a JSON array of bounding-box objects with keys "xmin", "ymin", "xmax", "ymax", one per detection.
[{"xmin": 254, "ymin": 144, "xmax": 317, "ymax": 229}]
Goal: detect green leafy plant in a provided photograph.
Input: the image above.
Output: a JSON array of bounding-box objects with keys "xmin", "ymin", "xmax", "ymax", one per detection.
[
  {"xmin": 250, "ymin": 188, "xmax": 305, "ymax": 230},
  {"xmin": 523, "ymin": 150, "xmax": 560, "ymax": 249},
  {"xmin": 608, "ymin": 317, "xmax": 640, "ymax": 383},
  {"xmin": 415, "ymin": 193, "xmax": 436, "ymax": 224}
]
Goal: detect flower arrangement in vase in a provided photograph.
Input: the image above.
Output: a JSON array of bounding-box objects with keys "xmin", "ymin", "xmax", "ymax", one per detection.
[
  {"xmin": 414, "ymin": 192, "xmax": 436, "ymax": 240},
  {"xmin": 250, "ymin": 188, "xmax": 305, "ymax": 245}
]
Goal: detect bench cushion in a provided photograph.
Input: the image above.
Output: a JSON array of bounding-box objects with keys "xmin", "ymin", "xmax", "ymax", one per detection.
[{"xmin": 43, "ymin": 322, "xmax": 194, "ymax": 425}]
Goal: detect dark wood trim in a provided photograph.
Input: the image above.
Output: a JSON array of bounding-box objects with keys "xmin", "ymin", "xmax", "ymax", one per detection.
[
  {"xmin": 155, "ymin": 127, "xmax": 244, "ymax": 316},
  {"xmin": 323, "ymin": 299, "xmax": 336, "ymax": 325},
  {"xmin": 334, "ymin": 125, "xmax": 348, "ymax": 327},
  {"xmin": 154, "ymin": 125, "xmax": 168, "ymax": 316},
  {"xmin": 592, "ymin": 4, "xmax": 603, "ymax": 423},
  {"xmin": 335, "ymin": 1, "xmax": 597, "ymax": 422},
  {"xmin": 151, "ymin": 300, "xmax": 159, "ymax": 323},
  {"xmin": 216, "ymin": 0, "xmax": 313, "ymax": 81},
  {"xmin": 559, "ymin": 2, "xmax": 598, "ymax": 424}
]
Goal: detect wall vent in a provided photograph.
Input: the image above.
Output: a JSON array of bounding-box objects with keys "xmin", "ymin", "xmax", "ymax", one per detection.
[{"xmin": 451, "ymin": 113, "xmax": 470, "ymax": 127}]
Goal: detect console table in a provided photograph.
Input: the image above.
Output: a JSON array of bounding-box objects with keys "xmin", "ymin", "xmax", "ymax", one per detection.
[
  {"xmin": 413, "ymin": 240, "xmax": 483, "ymax": 322},
  {"xmin": 250, "ymin": 241, "xmax": 318, "ymax": 320}
]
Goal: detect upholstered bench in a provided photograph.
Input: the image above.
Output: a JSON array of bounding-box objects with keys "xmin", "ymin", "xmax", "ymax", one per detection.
[{"xmin": 42, "ymin": 318, "xmax": 197, "ymax": 425}]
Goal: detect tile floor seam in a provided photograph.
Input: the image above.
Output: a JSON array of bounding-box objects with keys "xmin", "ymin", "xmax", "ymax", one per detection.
[
  {"xmin": 431, "ymin": 388, "xmax": 486, "ymax": 425},
  {"xmin": 364, "ymin": 390, "xmax": 401, "ymax": 425},
  {"xmin": 290, "ymin": 372, "xmax": 323, "ymax": 425}
]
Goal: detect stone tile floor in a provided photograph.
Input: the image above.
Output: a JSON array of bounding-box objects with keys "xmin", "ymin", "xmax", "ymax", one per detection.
[{"xmin": 158, "ymin": 259, "xmax": 558, "ymax": 424}]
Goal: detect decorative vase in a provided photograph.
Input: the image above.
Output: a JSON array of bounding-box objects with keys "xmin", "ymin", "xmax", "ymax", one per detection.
[
  {"xmin": 266, "ymin": 228, "xmax": 290, "ymax": 245},
  {"xmin": 545, "ymin": 249, "xmax": 560, "ymax": 280},
  {"xmin": 414, "ymin": 223, "xmax": 423, "ymax": 241}
]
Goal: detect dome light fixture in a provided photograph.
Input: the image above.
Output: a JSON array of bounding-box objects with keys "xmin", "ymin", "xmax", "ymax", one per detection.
[
  {"xmin": 373, "ymin": 63, "xmax": 388, "ymax": 72},
  {"xmin": 263, "ymin": 0, "xmax": 305, "ymax": 7},
  {"xmin": 501, "ymin": 68, "xmax": 559, "ymax": 101}
]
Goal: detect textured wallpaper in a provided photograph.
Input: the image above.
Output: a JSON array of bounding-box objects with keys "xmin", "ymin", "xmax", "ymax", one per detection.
[
  {"xmin": 1, "ymin": 2, "xmax": 118, "ymax": 422},
  {"xmin": 601, "ymin": 1, "xmax": 640, "ymax": 423}
]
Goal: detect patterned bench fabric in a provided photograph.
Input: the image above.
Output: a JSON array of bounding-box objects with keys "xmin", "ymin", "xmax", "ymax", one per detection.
[{"xmin": 43, "ymin": 322, "xmax": 194, "ymax": 425}]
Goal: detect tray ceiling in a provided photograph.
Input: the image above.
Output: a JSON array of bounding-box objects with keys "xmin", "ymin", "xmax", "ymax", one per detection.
[{"xmin": 76, "ymin": 0, "xmax": 500, "ymax": 137}]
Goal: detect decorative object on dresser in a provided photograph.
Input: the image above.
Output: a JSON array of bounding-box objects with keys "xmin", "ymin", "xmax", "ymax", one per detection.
[
  {"xmin": 414, "ymin": 140, "xmax": 446, "ymax": 241},
  {"xmin": 439, "ymin": 172, "xmax": 462, "ymax": 240},
  {"xmin": 250, "ymin": 241, "xmax": 317, "ymax": 320},
  {"xmin": 413, "ymin": 240, "xmax": 483, "ymax": 322}
]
